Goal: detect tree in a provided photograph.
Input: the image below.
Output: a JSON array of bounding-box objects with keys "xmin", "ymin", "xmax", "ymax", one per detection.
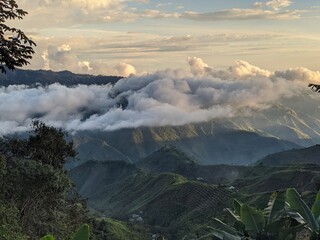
[
  {"xmin": 0, "ymin": 122, "xmax": 88, "ymax": 239},
  {"xmin": 27, "ymin": 121, "xmax": 76, "ymax": 168},
  {"xmin": 0, "ymin": 0, "xmax": 35, "ymax": 73},
  {"xmin": 0, "ymin": 121, "xmax": 76, "ymax": 169}
]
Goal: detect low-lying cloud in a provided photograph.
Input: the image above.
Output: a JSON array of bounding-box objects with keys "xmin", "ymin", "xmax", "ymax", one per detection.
[{"xmin": 0, "ymin": 58, "xmax": 318, "ymax": 134}]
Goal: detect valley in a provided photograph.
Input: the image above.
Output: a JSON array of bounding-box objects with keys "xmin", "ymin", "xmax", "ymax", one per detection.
[{"xmin": 70, "ymin": 144, "xmax": 320, "ymax": 239}]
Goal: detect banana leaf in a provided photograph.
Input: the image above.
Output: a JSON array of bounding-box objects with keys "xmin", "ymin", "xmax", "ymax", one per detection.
[
  {"xmin": 264, "ymin": 191, "xmax": 285, "ymax": 224},
  {"xmin": 286, "ymin": 188, "xmax": 319, "ymax": 233},
  {"xmin": 312, "ymin": 190, "xmax": 320, "ymax": 221},
  {"xmin": 240, "ymin": 204, "xmax": 265, "ymax": 237}
]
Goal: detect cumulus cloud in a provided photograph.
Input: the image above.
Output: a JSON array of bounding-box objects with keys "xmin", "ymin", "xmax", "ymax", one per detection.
[
  {"xmin": 40, "ymin": 43, "xmax": 136, "ymax": 77},
  {"xmin": 0, "ymin": 58, "xmax": 315, "ymax": 134},
  {"xmin": 188, "ymin": 57, "xmax": 209, "ymax": 76},
  {"xmin": 188, "ymin": 57, "xmax": 272, "ymax": 79},
  {"xmin": 274, "ymin": 67, "xmax": 320, "ymax": 83}
]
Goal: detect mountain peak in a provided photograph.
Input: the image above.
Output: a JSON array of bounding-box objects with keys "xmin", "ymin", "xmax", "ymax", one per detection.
[{"xmin": 138, "ymin": 145, "xmax": 196, "ymax": 174}]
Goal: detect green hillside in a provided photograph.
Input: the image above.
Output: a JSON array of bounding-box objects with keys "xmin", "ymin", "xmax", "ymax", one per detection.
[
  {"xmin": 70, "ymin": 160, "xmax": 138, "ymax": 200},
  {"xmin": 70, "ymin": 147, "xmax": 320, "ymax": 239},
  {"xmin": 92, "ymin": 218, "xmax": 147, "ymax": 240},
  {"xmin": 138, "ymin": 145, "xmax": 196, "ymax": 173},
  {"xmin": 138, "ymin": 145, "xmax": 250, "ymax": 184},
  {"xmin": 71, "ymin": 165, "xmax": 233, "ymax": 239},
  {"xmin": 258, "ymin": 144, "xmax": 320, "ymax": 166}
]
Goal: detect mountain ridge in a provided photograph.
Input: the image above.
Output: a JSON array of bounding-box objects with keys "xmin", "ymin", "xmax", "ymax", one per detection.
[
  {"xmin": 72, "ymin": 126, "xmax": 299, "ymax": 166},
  {"xmin": 258, "ymin": 144, "xmax": 320, "ymax": 166},
  {"xmin": 0, "ymin": 68, "xmax": 122, "ymax": 86}
]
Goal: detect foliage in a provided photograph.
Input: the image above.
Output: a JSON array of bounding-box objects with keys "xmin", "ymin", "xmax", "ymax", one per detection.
[
  {"xmin": 202, "ymin": 190, "xmax": 307, "ymax": 240},
  {"xmin": 0, "ymin": 0, "xmax": 35, "ymax": 73},
  {"xmin": 40, "ymin": 224, "xmax": 90, "ymax": 240},
  {"xmin": 27, "ymin": 120, "xmax": 76, "ymax": 168},
  {"xmin": 0, "ymin": 122, "xmax": 88, "ymax": 239},
  {"xmin": 91, "ymin": 218, "xmax": 147, "ymax": 240},
  {"xmin": 286, "ymin": 188, "xmax": 320, "ymax": 239},
  {"xmin": 0, "ymin": 202, "xmax": 28, "ymax": 240},
  {"xmin": 0, "ymin": 120, "xmax": 76, "ymax": 168}
]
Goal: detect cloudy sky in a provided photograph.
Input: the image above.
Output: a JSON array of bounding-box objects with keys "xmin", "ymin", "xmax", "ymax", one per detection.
[
  {"xmin": 2, "ymin": 0, "xmax": 320, "ymax": 134},
  {"xmin": 10, "ymin": 0, "xmax": 320, "ymax": 76}
]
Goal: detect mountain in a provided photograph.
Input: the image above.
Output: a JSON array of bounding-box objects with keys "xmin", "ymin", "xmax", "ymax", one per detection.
[
  {"xmin": 0, "ymin": 69, "xmax": 122, "ymax": 86},
  {"xmin": 70, "ymin": 161, "xmax": 233, "ymax": 239},
  {"xmin": 70, "ymin": 160, "xmax": 138, "ymax": 200},
  {"xmin": 72, "ymin": 126, "xmax": 299, "ymax": 166},
  {"xmin": 137, "ymin": 145, "xmax": 197, "ymax": 173},
  {"xmin": 221, "ymin": 102, "xmax": 320, "ymax": 147},
  {"xmin": 138, "ymin": 146, "xmax": 249, "ymax": 183},
  {"xmin": 70, "ymin": 147, "xmax": 320, "ymax": 238},
  {"xmin": 257, "ymin": 145, "xmax": 320, "ymax": 166}
]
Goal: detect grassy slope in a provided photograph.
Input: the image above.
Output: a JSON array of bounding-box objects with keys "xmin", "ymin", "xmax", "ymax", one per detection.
[
  {"xmin": 71, "ymin": 162, "xmax": 233, "ymax": 239},
  {"xmin": 138, "ymin": 146, "xmax": 250, "ymax": 184},
  {"xmin": 71, "ymin": 147, "xmax": 320, "ymax": 238},
  {"xmin": 92, "ymin": 218, "xmax": 147, "ymax": 240}
]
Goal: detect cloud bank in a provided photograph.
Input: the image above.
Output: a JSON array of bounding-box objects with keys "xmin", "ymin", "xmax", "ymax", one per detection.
[{"xmin": 0, "ymin": 58, "xmax": 318, "ymax": 134}]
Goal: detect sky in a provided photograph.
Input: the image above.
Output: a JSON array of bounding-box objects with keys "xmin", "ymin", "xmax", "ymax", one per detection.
[
  {"xmin": 2, "ymin": 0, "xmax": 320, "ymax": 134},
  {"xmin": 10, "ymin": 0, "xmax": 320, "ymax": 76}
]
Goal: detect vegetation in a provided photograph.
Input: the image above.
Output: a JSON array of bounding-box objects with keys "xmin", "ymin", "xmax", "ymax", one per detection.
[
  {"xmin": 197, "ymin": 188, "xmax": 320, "ymax": 240},
  {"xmin": 0, "ymin": 122, "xmax": 89, "ymax": 239},
  {"xmin": 41, "ymin": 224, "xmax": 90, "ymax": 240},
  {"xmin": 0, "ymin": 0, "xmax": 35, "ymax": 73},
  {"xmin": 91, "ymin": 218, "xmax": 147, "ymax": 240}
]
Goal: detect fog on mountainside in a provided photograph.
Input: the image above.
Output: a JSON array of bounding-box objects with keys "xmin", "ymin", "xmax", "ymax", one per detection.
[{"xmin": 0, "ymin": 58, "xmax": 320, "ymax": 140}]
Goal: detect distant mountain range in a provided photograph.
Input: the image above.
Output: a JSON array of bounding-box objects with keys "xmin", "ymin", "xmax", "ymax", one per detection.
[
  {"xmin": 71, "ymin": 125, "xmax": 298, "ymax": 166},
  {"xmin": 0, "ymin": 68, "xmax": 122, "ymax": 86}
]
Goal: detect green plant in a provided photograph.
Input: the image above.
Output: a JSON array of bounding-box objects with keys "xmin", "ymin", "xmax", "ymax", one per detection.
[
  {"xmin": 0, "ymin": 122, "xmax": 88, "ymax": 239},
  {"xmin": 286, "ymin": 188, "xmax": 320, "ymax": 239},
  {"xmin": 202, "ymin": 190, "xmax": 307, "ymax": 240},
  {"xmin": 40, "ymin": 224, "xmax": 90, "ymax": 240}
]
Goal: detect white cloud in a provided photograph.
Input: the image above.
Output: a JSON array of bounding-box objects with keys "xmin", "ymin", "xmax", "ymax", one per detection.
[
  {"xmin": 15, "ymin": 0, "xmax": 300, "ymax": 31},
  {"xmin": 229, "ymin": 60, "xmax": 272, "ymax": 78},
  {"xmin": 188, "ymin": 57, "xmax": 209, "ymax": 76},
  {"xmin": 38, "ymin": 43, "xmax": 137, "ymax": 77},
  {"xmin": 0, "ymin": 58, "xmax": 315, "ymax": 134},
  {"xmin": 275, "ymin": 67, "xmax": 320, "ymax": 83},
  {"xmin": 188, "ymin": 57, "xmax": 272, "ymax": 79}
]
